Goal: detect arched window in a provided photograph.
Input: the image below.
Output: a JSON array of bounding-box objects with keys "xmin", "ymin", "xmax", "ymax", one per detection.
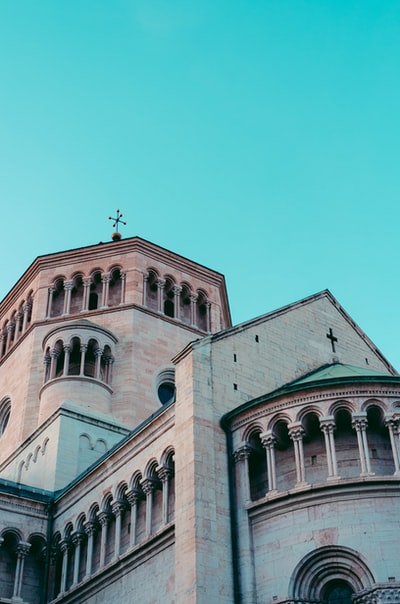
[
  {"xmin": 69, "ymin": 275, "xmax": 84, "ymax": 315},
  {"xmin": 108, "ymin": 267, "xmax": 123, "ymax": 306},
  {"xmin": 89, "ymin": 271, "xmax": 102, "ymax": 311},
  {"xmin": 366, "ymin": 404, "xmax": 394, "ymax": 475},
  {"xmin": 68, "ymin": 338, "xmax": 82, "ymax": 375},
  {"xmin": 84, "ymin": 339, "xmax": 97, "ymax": 378},
  {"xmin": 248, "ymin": 431, "xmax": 268, "ymax": 501},
  {"xmin": 145, "ymin": 270, "xmax": 159, "ymax": 311},
  {"xmin": 273, "ymin": 419, "xmax": 295, "ymax": 491},
  {"xmin": 196, "ymin": 290, "xmax": 208, "ymax": 331},
  {"xmin": 0, "ymin": 397, "xmax": 11, "ymax": 437},
  {"xmin": 163, "ymin": 278, "xmax": 175, "ymax": 318},
  {"xmin": 180, "ymin": 284, "xmax": 191, "ymax": 324},
  {"xmin": 51, "ymin": 278, "xmax": 65, "ymax": 318},
  {"xmin": 334, "ymin": 408, "xmax": 359, "ymax": 478},
  {"xmin": 302, "ymin": 411, "xmax": 325, "ymax": 484}
]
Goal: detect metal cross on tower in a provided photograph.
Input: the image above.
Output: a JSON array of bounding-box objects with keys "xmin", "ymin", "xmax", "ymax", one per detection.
[{"xmin": 108, "ymin": 209, "xmax": 127, "ymax": 241}]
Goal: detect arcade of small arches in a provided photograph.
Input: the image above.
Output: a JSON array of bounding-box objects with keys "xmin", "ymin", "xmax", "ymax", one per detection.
[
  {"xmin": 43, "ymin": 336, "xmax": 114, "ymax": 385},
  {"xmin": 47, "ymin": 266, "xmax": 126, "ymax": 318},
  {"xmin": 233, "ymin": 398, "xmax": 400, "ymax": 501},
  {"xmin": 144, "ymin": 269, "xmax": 211, "ymax": 332},
  {"xmin": 0, "ymin": 529, "xmax": 47, "ymax": 603},
  {"xmin": 0, "ymin": 448, "xmax": 175, "ymax": 603},
  {"xmin": 0, "ymin": 292, "xmax": 33, "ymax": 360}
]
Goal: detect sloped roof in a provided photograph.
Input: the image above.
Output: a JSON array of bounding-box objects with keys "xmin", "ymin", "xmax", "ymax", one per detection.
[
  {"xmin": 289, "ymin": 363, "xmax": 389, "ymax": 385},
  {"xmin": 221, "ymin": 362, "xmax": 400, "ymax": 427}
]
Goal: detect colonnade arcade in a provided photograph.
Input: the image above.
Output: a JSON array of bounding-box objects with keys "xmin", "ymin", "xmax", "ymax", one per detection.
[
  {"xmin": 233, "ymin": 399, "xmax": 400, "ymax": 502},
  {"xmin": 0, "ymin": 450, "xmax": 174, "ymax": 603},
  {"xmin": 0, "ymin": 530, "xmax": 46, "ymax": 603},
  {"xmin": 47, "ymin": 267, "xmax": 126, "ymax": 318},
  {"xmin": 144, "ymin": 269, "xmax": 211, "ymax": 332},
  {"xmin": 50, "ymin": 449, "xmax": 175, "ymax": 600},
  {"xmin": 0, "ymin": 292, "xmax": 33, "ymax": 360},
  {"xmin": 43, "ymin": 336, "xmax": 114, "ymax": 385}
]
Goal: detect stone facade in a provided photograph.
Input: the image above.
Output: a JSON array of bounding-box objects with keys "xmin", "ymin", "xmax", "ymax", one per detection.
[{"xmin": 0, "ymin": 236, "xmax": 399, "ymax": 603}]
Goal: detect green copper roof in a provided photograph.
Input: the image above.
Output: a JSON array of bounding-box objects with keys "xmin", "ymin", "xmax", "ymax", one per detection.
[{"xmin": 290, "ymin": 363, "xmax": 391, "ymax": 386}]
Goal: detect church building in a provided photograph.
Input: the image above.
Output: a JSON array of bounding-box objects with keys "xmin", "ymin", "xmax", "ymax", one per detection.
[{"xmin": 0, "ymin": 230, "xmax": 399, "ymax": 603}]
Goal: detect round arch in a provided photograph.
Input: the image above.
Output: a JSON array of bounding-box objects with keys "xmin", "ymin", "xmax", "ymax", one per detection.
[{"xmin": 289, "ymin": 545, "xmax": 375, "ymax": 601}]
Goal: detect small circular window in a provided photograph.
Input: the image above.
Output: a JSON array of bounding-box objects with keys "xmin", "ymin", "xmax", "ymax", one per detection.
[
  {"xmin": 155, "ymin": 369, "xmax": 176, "ymax": 406},
  {"xmin": 0, "ymin": 397, "xmax": 11, "ymax": 437}
]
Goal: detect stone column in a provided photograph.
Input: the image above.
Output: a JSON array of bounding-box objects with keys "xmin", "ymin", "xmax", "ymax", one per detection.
[
  {"xmin": 46, "ymin": 287, "xmax": 55, "ymax": 318},
  {"xmin": 143, "ymin": 274, "xmax": 149, "ymax": 306},
  {"xmin": 173, "ymin": 286, "xmax": 182, "ymax": 320},
  {"xmin": 111, "ymin": 500, "xmax": 126, "ymax": 559},
  {"xmin": 233, "ymin": 443, "xmax": 253, "ymax": 503},
  {"xmin": 22, "ymin": 303, "xmax": 32, "ymax": 333},
  {"xmin": 157, "ymin": 279, "xmax": 165, "ymax": 313},
  {"xmin": 6, "ymin": 322, "xmax": 15, "ymax": 353},
  {"xmin": 101, "ymin": 273, "xmax": 111, "ymax": 308},
  {"xmin": 59, "ymin": 539, "xmax": 70, "ymax": 595},
  {"xmin": 157, "ymin": 465, "xmax": 173, "ymax": 525},
  {"xmin": 81, "ymin": 278, "xmax": 91, "ymax": 312},
  {"xmin": 49, "ymin": 349, "xmax": 60, "ymax": 380},
  {"xmin": 352, "ymin": 413, "xmax": 373, "ymax": 476},
  {"xmin": 83, "ymin": 521, "xmax": 96, "ymax": 578},
  {"xmin": 43, "ymin": 354, "xmax": 51, "ymax": 383},
  {"xmin": 320, "ymin": 416, "xmax": 339, "ymax": 479},
  {"xmin": 141, "ymin": 478, "xmax": 157, "ymax": 537},
  {"xmin": 232, "ymin": 443, "xmax": 257, "ymax": 603},
  {"xmin": 14, "ymin": 312, "xmax": 22, "ymax": 342},
  {"xmin": 12, "ymin": 541, "xmax": 31, "ymax": 600},
  {"xmin": 94, "ymin": 348, "xmax": 103, "ymax": 380},
  {"xmin": 62, "ymin": 345, "xmax": 71, "ymax": 376},
  {"xmin": 190, "ymin": 294, "xmax": 198, "ymax": 326},
  {"xmin": 104, "ymin": 357, "xmax": 114, "ymax": 385},
  {"xmin": 288, "ymin": 423, "xmax": 308, "ymax": 486},
  {"xmin": 71, "ymin": 532, "xmax": 84, "ymax": 586},
  {"xmin": 62, "ymin": 281, "xmax": 74, "ymax": 315},
  {"xmin": 79, "ymin": 343, "xmax": 87, "ymax": 375},
  {"xmin": 385, "ymin": 415, "xmax": 400, "ymax": 475},
  {"xmin": 0, "ymin": 333, "xmax": 5, "ymax": 359},
  {"xmin": 97, "ymin": 512, "xmax": 110, "ymax": 568},
  {"xmin": 120, "ymin": 271, "xmax": 126, "ymax": 304},
  {"xmin": 260, "ymin": 431, "xmax": 278, "ymax": 493},
  {"xmin": 205, "ymin": 300, "xmax": 212, "ymax": 333},
  {"xmin": 126, "ymin": 488, "xmax": 144, "ymax": 547}
]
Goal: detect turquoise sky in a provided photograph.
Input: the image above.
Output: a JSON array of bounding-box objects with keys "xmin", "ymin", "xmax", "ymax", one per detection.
[{"xmin": 1, "ymin": 1, "xmax": 399, "ymax": 369}]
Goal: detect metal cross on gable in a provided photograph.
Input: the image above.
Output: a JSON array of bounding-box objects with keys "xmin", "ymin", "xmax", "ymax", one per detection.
[
  {"xmin": 108, "ymin": 209, "xmax": 127, "ymax": 232},
  {"xmin": 326, "ymin": 327, "xmax": 338, "ymax": 353}
]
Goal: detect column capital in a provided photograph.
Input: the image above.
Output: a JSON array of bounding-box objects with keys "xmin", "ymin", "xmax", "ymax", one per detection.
[
  {"xmin": 233, "ymin": 443, "xmax": 253, "ymax": 462},
  {"xmin": 288, "ymin": 422, "xmax": 305, "ymax": 441},
  {"xmin": 352, "ymin": 412, "xmax": 368, "ymax": 430},
  {"xmin": 140, "ymin": 477, "xmax": 159, "ymax": 495},
  {"xmin": 260, "ymin": 431, "xmax": 276, "ymax": 449},
  {"xmin": 83, "ymin": 521, "xmax": 97, "ymax": 537},
  {"xmin": 126, "ymin": 487, "xmax": 145, "ymax": 505},
  {"xmin": 111, "ymin": 499, "xmax": 127, "ymax": 517},
  {"xmin": 101, "ymin": 272, "xmax": 111, "ymax": 284},
  {"xmin": 97, "ymin": 511, "xmax": 111, "ymax": 527},
  {"xmin": 63, "ymin": 280, "xmax": 74, "ymax": 291},
  {"xmin": 156, "ymin": 465, "xmax": 173, "ymax": 483},
  {"xmin": 71, "ymin": 531, "xmax": 84, "ymax": 546},
  {"xmin": 60, "ymin": 539, "xmax": 70, "ymax": 554}
]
